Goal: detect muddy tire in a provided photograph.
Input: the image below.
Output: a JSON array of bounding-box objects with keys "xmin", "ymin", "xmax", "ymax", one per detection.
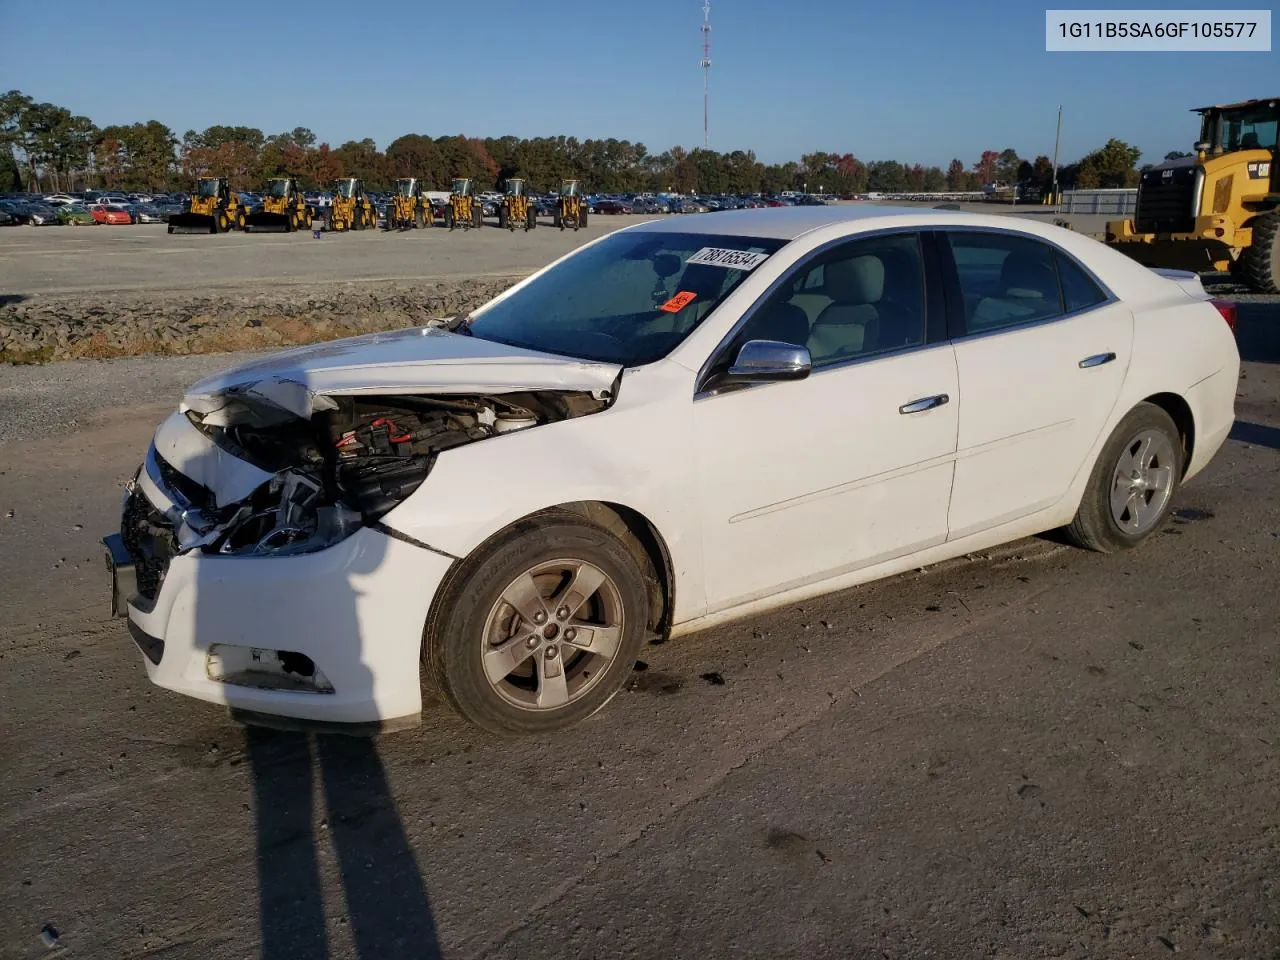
[
  {"xmin": 1062, "ymin": 402, "xmax": 1183, "ymax": 553},
  {"xmin": 426, "ymin": 514, "xmax": 648, "ymax": 735},
  {"xmin": 1240, "ymin": 211, "xmax": 1280, "ymax": 295}
]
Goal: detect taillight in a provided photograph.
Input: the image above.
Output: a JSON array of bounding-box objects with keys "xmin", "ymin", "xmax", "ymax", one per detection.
[{"xmin": 1209, "ymin": 298, "xmax": 1237, "ymax": 333}]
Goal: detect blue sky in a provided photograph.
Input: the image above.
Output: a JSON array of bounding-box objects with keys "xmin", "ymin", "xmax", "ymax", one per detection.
[{"xmin": 1, "ymin": 0, "xmax": 1274, "ymax": 168}]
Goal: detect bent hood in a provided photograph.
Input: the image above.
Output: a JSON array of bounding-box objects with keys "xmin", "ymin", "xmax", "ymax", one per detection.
[{"xmin": 183, "ymin": 326, "xmax": 622, "ymax": 420}]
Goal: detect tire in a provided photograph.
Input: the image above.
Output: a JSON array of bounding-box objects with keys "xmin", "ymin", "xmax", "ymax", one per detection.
[
  {"xmin": 580, "ymin": 207, "xmax": 587, "ymax": 228},
  {"xmin": 426, "ymin": 514, "xmax": 648, "ymax": 735},
  {"xmin": 415, "ymin": 208, "xmax": 425, "ymax": 229},
  {"xmin": 1061, "ymin": 402, "xmax": 1183, "ymax": 553},
  {"xmin": 167, "ymin": 224, "xmax": 174, "ymax": 234},
  {"xmin": 498, "ymin": 206, "xmax": 509, "ymax": 229},
  {"xmin": 527, "ymin": 207, "xmax": 536, "ymax": 230},
  {"xmin": 1240, "ymin": 211, "xmax": 1280, "ymax": 294},
  {"xmin": 444, "ymin": 208, "xmax": 454, "ymax": 230},
  {"xmin": 554, "ymin": 210, "xmax": 562, "ymax": 230},
  {"xmin": 472, "ymin": 205, "xmax": 482, "ymax": 229}
]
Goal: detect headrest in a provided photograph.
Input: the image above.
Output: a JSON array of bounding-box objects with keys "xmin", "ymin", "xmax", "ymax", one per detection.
[
  {"xmin": 999, "ymin": 252, "xmax": 1057, "ymax": 300},
  {"xmin": 824, "ymin": 255, "xmax": 884, "ymax": 304}
]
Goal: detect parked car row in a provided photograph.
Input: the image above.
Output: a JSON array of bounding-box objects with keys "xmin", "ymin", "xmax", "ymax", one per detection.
[{"xmin": 0, "ymin": 191, "xmax": 188, "ymax": 227}]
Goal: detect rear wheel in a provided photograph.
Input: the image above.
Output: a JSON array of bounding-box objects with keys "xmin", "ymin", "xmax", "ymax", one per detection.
[
  {"xmin": 1062, "ymin": 402, "xmax": 1182, "ymax": 553},
  {"xmin": 1240, "ymin": 211, "xmax": 1280, "ymax": 294},
  {"xmin": 579, "ymin": 207, "xmax": 588, "ymax": 228},
  {"xmin": 414, "ymin": 207, "xmax": 425, "ymax": 229},
  {"xmin": 498, "ymin": 206, "xmax": 509, "ymax": 229},
  {"xmin": 444, "ymin": 208, "xmax": 455, "ymax": 230},
  {"xmin": 426, "ymin": 515, "xmax": 648, "ymax": 735},
  {"xmin": 472, "ymin": 205, "xmax": 483, "ymax": 229},
  {"xmin": 527, "ymin": 206, "xmax": 537, "ymax": 230}
]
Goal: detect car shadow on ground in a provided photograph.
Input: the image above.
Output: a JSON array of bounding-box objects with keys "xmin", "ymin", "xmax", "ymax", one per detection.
[
  {"xmin": 1229, "ymin": 420, "xmax": 1280, "ymax": 451},
  {"xmin": 1231, "ymin": 299, "xmax": 1280, "ymax": 365},
  {"xmin": 247, "ymin": 728, "xmax": 442, "ymax": 960}
]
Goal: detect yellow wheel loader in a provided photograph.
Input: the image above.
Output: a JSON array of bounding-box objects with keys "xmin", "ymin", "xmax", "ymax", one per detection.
[
  {"xmin": 168, "ymin": 177, "xmax": 246, "ymax": 234},
  {"xmin": 243, "ymin": 177, "xmax": 314, "ymax": 233},
  {"xmin": 328, "ymin": 178, "xmax": 378, "ymax": 232},
  {"xmin": 1106, "ymin": 96, "xmax": 1280, "ymax": 292},
  {"xmin": 553, "ymin": 179, "xmax": 588, "ymax": 231},
  {"xmin": 497, "ymin": 178, "xmax": 536, "ymax": 231},
  {"xmin": 386, "ymin": 178, "xmax": 428, "ymax": 230},
  {"xmin": 442, "ymin": 177, "xmax": 482, "ymax": 231}
]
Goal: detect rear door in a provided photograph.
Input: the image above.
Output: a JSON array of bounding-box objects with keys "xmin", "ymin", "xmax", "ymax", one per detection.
[{"xmin": 941, "ymin": 229, "xmax": 1133, "ymax": 539}]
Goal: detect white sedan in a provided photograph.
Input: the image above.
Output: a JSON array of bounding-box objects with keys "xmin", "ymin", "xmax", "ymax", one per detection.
[{"xmin": 105, "ymin": 207, "xmax": 1240, "ymax": 734}]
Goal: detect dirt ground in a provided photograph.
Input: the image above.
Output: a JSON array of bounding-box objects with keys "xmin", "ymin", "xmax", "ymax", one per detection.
[{"xmin": 0, "ymin": 288, "xmax": 1277, "ymax": 958}]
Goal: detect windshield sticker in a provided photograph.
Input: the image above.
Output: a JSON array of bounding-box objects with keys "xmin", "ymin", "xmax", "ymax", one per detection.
[
  {"xmin": 686, "ymin": 247, "xmax": 770, "ymax": 271},
  {"xmin": 659, "ymin": 291, "xmax": 698, "ymax": 313}
]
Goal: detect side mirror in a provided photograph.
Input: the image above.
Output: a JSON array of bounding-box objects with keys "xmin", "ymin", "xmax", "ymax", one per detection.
[{"xmin": 723, "ymin": 339, "xmax": 811, "ymax": 384}]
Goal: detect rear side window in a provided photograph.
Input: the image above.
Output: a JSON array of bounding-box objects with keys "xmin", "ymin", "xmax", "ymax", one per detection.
[
  {"xmin": 947, "ymin": 232, "xmax": 1064, "ymax": 333},
  {"xmin": 1056, "ymin": 253, "xmax": 1107, "ymax": 313}
]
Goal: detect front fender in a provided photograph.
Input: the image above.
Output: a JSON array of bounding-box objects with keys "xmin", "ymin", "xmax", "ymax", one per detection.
[{"xmin": 377, "ymin": 360, "xmax": 708, "ymax": 623}]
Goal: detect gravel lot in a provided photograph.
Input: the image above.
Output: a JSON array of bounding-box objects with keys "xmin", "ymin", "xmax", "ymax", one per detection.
[{"xmin": 0, "ymin": 211, "xmax": 1277, "ymax": 959}]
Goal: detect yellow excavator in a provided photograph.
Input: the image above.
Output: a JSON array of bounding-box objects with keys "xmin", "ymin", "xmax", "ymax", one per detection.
[
  {"xmin": 386, "ymin": 177, "xmax": 429, "ymax": 230},
  {"xmin": 443, "ymin": 177, "xmax": 482, "ymax": 230},
  {"xmin": 168, "ymin": 177, "xmax": 246, "ymax": 234},
  {"xmin": 243, "ymin": 177, "xmax": 313, "ymax": 232},
  {"xmin": 553, "ymin": 179, "xmax": 588, "ymax": 231},
  {"xmin": 328, "ymin": 178, "xmax": 378, "ymax": 231},
  {"xmin": 497, "ymin": 178, "xmax": 537, "ymax": 231},
  {"xmin": 1106, "ymin": 96, "xmax": 1280, "ymax": 292}
]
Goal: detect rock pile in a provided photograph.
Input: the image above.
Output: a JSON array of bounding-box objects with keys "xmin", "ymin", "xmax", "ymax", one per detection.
[{"xmin": 0, "ymin": 277, "xmax": 524, "ymax": 364}]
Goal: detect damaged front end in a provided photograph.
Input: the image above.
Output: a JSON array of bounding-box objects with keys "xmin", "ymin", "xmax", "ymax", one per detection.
[{"xmin": 120, "ymin": 379, "xmax": 613, "ymax": 603}]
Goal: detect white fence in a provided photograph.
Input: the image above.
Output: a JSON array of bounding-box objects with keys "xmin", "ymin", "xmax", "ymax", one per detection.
[{"xmin": 1061, "ymin": 189, "xmax": 1138, "ymax": 215}]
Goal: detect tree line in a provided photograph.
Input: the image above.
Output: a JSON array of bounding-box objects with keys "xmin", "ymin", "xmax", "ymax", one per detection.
[{"xmin": 1, "ymin": 89, "xmax": 1163, "ymax": 197}]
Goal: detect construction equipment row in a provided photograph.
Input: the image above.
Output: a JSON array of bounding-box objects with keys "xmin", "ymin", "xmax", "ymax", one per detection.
[{"xmin": 170, "ymin": 176, "xmax": 591, "ymax": 236}]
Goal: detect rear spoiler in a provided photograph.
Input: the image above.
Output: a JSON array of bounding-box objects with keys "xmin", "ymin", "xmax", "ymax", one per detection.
[{"xmin": 1150, "ymin": 267, "xmax": 1208, "ymax": 300}]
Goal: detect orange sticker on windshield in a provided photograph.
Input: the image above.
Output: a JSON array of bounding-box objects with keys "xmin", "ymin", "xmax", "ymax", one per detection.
[{"xmin": 660, "ymin": 291, "xmax": 698, "ymax": 313}]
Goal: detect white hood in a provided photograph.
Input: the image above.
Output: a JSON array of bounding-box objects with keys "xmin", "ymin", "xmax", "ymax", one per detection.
[{"xmin": 183, "ymin": 326, "xmax": 622, "ymax": 418}]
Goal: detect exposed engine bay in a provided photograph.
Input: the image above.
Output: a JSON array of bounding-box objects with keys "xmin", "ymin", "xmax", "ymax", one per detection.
[{"xmin": 134, "ymin": 387, "xmax": 610, "ymax": 566}]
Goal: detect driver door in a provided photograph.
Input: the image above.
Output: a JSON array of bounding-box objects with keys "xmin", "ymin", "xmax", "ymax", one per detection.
[{"xmin": 693, "ymin": 231, "xmax": 959, "ymax": 612}]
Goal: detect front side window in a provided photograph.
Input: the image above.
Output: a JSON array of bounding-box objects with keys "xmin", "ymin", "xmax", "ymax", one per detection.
[
  {"xmin": 947, "ymin": 232, "xmax": 1066, "ymax": 333},
  {"xmin": 1220, "ymin": 106, "xmax": 1279, "ymax": 152},
  {"xmin": 467, "ymin": 231, "xmax": 784, "ymax": 365},
  {"xmin": 718, "ymin": 232, "xmax": 927, "ymax": 372}
]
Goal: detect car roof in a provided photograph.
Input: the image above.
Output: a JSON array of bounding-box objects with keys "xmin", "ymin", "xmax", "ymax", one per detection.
[
  {"xmin": 626, "ymin": 204, "xmax": 979, "ymax": 240},
  {"xmin": 627, "ymin": 204, "xmax": 1084, "ymax": 243}
]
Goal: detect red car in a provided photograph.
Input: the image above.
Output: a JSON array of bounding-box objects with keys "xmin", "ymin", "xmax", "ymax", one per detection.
[{"xmin": 91, "ymin": 204, "xmax": 133, "ymax": 225}]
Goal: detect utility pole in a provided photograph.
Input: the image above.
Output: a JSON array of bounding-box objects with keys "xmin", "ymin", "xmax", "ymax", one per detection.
[
  {"xmin": 1051, "ymin": 105, "xmax": 1063, "ymax": 209},
  {"xmin": 701, "ymin": 0, "xmax": 712, "ymax": 148}
]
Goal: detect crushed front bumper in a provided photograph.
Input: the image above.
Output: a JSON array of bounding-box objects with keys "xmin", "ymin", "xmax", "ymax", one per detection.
[{"xmin": 106, "ymin": 471, "xmax": 455, "ymax": 728}]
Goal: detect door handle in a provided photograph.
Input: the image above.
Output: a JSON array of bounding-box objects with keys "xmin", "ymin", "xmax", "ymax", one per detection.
[
  {"xmin": 899, "ymin": 394, "xmax": 949, "ymax": 415},
  {"xmin": 1079, "ymin": 352, "xmax": 1117, "ymax": 369}
]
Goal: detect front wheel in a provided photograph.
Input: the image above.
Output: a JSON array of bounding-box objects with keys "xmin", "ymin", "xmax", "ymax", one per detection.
[
  {"xmin": 1062, "ymin": 402, "xmax": 1183, "ymax": 553},
  {"xmin": 426, "ymin": 516, "xmax": 648, "ymax": 735}
]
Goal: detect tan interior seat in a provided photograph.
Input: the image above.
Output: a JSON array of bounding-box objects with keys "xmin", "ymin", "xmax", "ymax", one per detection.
[{"xmin": 807, "ymin": 255, "xmax": 883, "ymax": 362}]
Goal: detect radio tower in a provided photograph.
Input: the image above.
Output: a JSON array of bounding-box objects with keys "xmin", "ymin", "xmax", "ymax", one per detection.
[{"xmin": 700, "ymin": 0, "xmax": 711, "ymax": 147}]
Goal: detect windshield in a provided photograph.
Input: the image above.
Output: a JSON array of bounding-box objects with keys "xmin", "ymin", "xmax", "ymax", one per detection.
[
  {"xmin": 467, "ymin": 231, "xmax": 786, "ymax": 365},
  {"xmin": 1204, "ymin": 105, "xmax": 1280, "ymax": 152},
  {"xmin": 268, "ymin": 180, "xmax": 290, "ymax": 198},
  {"xmin": 561, "ymin": 182, "xmax": 579, "ymax": 197},
  {"xmin": 333, "ymin": 179, "xmax": 355, "ymax": 198},
  {"xmin": 506, "ymin": 180, "xmax": 524, "ymax": 196},
  {"xmin": 396, "ymin": 179, "xmax": 416, "ymax": 197},
  {"xmin": 1220, "ymin": 105, "xmax": 1279, "ymax": 152},
  {"xmin": 451, "ymin": 178, "xmax": 471, "ymax": 195},
  {"xmin": 197, "ymin": 180, "xmax": 220, "ymax": 198}
]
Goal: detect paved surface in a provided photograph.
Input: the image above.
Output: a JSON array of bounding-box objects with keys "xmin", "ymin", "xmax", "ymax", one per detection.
[
  {"xmin": 0, "ymin": 296, "xmax": 1278, "ymax": 958},
  {"xmin": 0, "ymin": 203, "xmax": 1107, "ymax": 299}
]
